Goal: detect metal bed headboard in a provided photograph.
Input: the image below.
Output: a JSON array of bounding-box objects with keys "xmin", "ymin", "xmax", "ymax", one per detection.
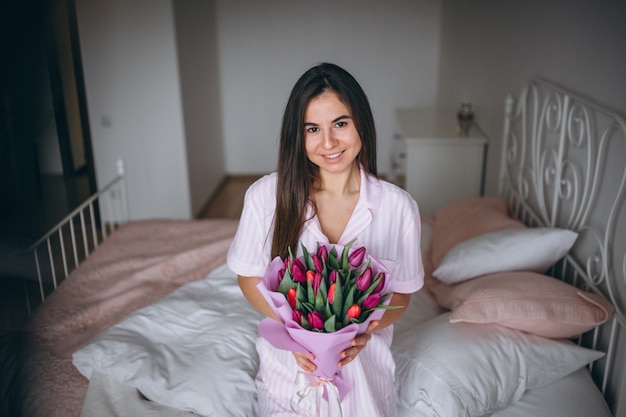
[
  {"xmin": 27, "ymin": 160, "xmax": 129, "ymax": 313},
  {"xmin": 499, "ymin": 78, "xmax": 626, "ymax": 416}
]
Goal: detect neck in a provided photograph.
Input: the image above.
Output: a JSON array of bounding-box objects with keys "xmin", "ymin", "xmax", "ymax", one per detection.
[{"xmin": 316, "ymin": 163, "xmax": 361, "ymax": 196}]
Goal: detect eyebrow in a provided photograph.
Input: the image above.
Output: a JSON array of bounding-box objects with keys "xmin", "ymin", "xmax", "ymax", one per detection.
[{"xmin": 304, "ymin": 115, "xmax": 352, "ymax": 126}]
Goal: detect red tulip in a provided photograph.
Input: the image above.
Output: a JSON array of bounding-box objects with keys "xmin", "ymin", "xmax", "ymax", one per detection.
[
  {"xmin": 308, "ymin": 311, "xmax": 324, "ymax": 330},
  {"xmin": 328, "ymin": 283, "xmax": 336, "ymax": 304},
  {"xmin": 362, "ymin": 293, "xmax": 381, "ymax": 310},
  {"xmin": 355, "ymin": 267, "xmax": 372, "ymax": 291},
  {"xmin": 291, "ymin": 258, "xmax": 306, "ymax": 283},
  {"xmin": 346, "ymin": 304, "xmax": 361, "ymax": 320},
  {"xmin": 348, "ymin": 247, "xmax": 366, "ymax": 267},
  {"xmin": 306, "ymin": 270, "xmax": 315, "ymax": 283},
  {"xmin": 287, "ymin": 288, "xmax": 297, "ymax": 309}
]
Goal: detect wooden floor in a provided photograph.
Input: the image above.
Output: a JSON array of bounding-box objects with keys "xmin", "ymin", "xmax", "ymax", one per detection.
[{"xmin": 199, "ymin": 175, "xmax": 261, "ymax": 219}]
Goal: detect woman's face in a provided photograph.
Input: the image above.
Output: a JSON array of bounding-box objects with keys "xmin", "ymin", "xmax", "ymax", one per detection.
[{"xmin": 303, "ymin": 90, "xmax": 362, "ymax": 175}]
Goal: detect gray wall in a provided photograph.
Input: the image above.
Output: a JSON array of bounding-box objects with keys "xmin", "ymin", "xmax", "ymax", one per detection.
[
  {"xmin": 437, "ymin": 0, "xmax": 626, "ymax": 196},
  {"xmin": 76, "ymin": 0, "xmax": 626, "ymax": 219},
  {"xmin": 216, "ymin": 0, "xmax": 442, "ymax": 176}
]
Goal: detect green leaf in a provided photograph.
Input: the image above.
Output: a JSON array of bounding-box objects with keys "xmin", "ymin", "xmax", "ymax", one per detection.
[
  {"xmin": 324, "ymin": 300, "xmax": 333, "ymax": 319},
  {"xmin": 324, "ymin": 315, "xmax": 336, "ymax": 333},
  {"xmin": 342, "ymin": 287, "xmax": 355, "ymax": 318},
  {"xmin": 301, "ymin": 301, "xmax": 315, "ymax": 314},
  {"xmin": 301, "ymin": 243, "xmax": 314, "ymax": 270},
  {"xmin": 341, "ymin": 245, "xmax": 350, "ymax": 271},
  {"xmin": 301, "ymin": 316, "xmax": 310, "ymax": 330},
  {"xmin": 332, "ymin": 272, "xmax": 343, "ymax": 315},
  {"xmin": 295, "ymin": 284, "xmax": 306, "ymax": 310},
  {"xmin": 328, "ymin": 247, "xmax": 340, "ymax": 269},
  {"xmin": 307, "ymin": 280, "xmax": 314, "ymax": 305},
  {"xmin": 276, "ymin": 269, "xmax": 293, "ymax": 294},
  {"xmin": 314, "ymin": 287, "xmax": 325, "ymax": 312}
]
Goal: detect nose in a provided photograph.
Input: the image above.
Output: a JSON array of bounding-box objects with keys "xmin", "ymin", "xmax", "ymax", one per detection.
[{"xmin": 321, "ymin": 129, "xmax": 337, "ymax": 149}]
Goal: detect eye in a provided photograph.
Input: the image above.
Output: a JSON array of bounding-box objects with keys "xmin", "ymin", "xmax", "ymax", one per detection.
[
  {"xmin": 305, "ymin": 126, "xmax": 319, "ymax": 134},
  {"xmin": 335, "ymin": 121, "xmax": 348, "ymax": 128}
]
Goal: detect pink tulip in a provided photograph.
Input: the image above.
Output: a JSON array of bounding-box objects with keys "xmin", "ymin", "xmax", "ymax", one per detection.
[
  {"xmin": 316, "ymin": 245, "xmax": 328, "ymax": 263},
  {"xmin": 346, "ymin": 304, "xmax": 361, "ymax": 320},
  {"xmin": 312, "ymin": 272, "xmax": 322, "ymax": 296},
  {"xmin": 329, "ymin": 269, "xmax": 338, "ymax": 284},
  {"xmin": 308, "ymin": 311, "xmax": 324, "ymax": 330},
  {"xmin": 293, "ymin": 309, "xmax": 303, "ymax": 324},
  {"xmin": 355, "ymin": 268, "xmax": 372, "ymax": 291},
  {"xmin": 291, "ymin": 258, "xmax": 306, "ymax": 283},
  {"xmin": 277, "ymin": 267, "xmax": 285, "ymax": 284},
  {"xmin": 362, "ymin": 293, "xmax": 381, "ymax": 310},
  {"xmin": 348, "ymin": 247, "xmax": 366, "ymax": 267},
  {"xmin": 312, "ymin": 254, "xmax": 323, "ymax": 273}
]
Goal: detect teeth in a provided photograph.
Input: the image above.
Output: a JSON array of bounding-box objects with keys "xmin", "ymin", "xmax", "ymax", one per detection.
[{"xmin": 326, "ymin": 152, "xmax": 342, "ymax": 159}]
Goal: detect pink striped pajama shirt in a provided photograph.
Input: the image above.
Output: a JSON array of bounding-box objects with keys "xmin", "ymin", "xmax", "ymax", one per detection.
[{"xmin": 227, "ymin": 167, "xmax": 424, "ymax": 416}]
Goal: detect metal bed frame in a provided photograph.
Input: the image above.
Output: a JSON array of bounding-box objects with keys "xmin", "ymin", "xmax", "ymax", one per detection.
[
  {"xmin": 500, "ymin": 78, "xmax": 626, "ymax": 415},
  {"xmin": 27, "ymin": 160, "xmax": 129, "ymax": 313}
]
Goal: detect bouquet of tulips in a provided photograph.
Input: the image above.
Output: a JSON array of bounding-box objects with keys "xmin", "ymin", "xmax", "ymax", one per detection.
[{"xmin": 256, "ymin": 240, "xmax": 399, "ymax": 403}]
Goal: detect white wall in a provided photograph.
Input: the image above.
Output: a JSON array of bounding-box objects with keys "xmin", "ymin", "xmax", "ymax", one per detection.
[
  {"xmin": 76, "ymin": 0, "xmax": 192, "ymax": 220},
  {"xmin": 174, "ymin": 0, "xmax": 225, "ymax": 216},
  {"xmin": 216, "ymin": 0, "xmax": 442, "ymax": 176},
  {"xmin": 437, "ymin": 0, "xmax": 626, "ymax": 196}
]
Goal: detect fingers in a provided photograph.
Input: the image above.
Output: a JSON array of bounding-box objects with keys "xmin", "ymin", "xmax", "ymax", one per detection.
[
  {"xmin": 338, "ymin": 320, "xmax": 379, "ymax": 368},
  {"xmin": 364, "ymin": 320, "xmax": 379, "ymax": 335},
  {"xmin": 293, "ymin": 352, "xmax": 316, "ymax": 373}
]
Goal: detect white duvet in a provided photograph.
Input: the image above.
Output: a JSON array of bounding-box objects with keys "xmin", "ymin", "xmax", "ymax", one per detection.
[{"xmin": 73, "ymin": 264, "xmax": 263, "ymax": 416}]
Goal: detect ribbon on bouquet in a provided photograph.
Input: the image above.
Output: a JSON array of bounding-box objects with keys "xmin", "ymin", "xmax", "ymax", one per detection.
[{"xmin": 290, "ymin": 371, "xmax": 345, "ymax": 417}]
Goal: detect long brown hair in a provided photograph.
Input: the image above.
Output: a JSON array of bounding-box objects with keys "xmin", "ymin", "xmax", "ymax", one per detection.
[{"xmin": 271, "ymin": 63, "xmax": 378, "ymax": 258}]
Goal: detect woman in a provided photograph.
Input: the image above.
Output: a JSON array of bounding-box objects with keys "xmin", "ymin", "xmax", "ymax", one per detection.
[{"xmin": 227, "ymin": 62, "xmax": 424, "ymax": 416}]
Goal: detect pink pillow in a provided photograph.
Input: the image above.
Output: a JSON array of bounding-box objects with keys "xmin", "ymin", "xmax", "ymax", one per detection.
[
  {"xmin": 431, "ymin": 271, "xmax": 615, "ymax": 339},
  {"xmin": 430, "ymin": 197, "xmax": 525, "ymax": 268}
]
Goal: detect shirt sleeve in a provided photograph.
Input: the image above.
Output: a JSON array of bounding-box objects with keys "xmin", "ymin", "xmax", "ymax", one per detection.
[{"xmin": 389, "ymin": 192, "xmax": 424, "ymax": 294}]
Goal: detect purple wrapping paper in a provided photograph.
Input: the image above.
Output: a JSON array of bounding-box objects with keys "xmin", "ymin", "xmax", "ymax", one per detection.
[{"xmin": 256, "ymin": 243, "xmax": 392, "ymax": 401}]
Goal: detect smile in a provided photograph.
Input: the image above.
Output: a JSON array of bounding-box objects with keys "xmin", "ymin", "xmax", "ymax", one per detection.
[{"xmin": 324, "ymin": 151, "xmax": 344, "ymax": 159}]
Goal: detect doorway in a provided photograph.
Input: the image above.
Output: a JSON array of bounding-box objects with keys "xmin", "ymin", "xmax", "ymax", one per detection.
[{"xmin": 0, "ymin": 0, "xmax": 96, "ymax": 244}]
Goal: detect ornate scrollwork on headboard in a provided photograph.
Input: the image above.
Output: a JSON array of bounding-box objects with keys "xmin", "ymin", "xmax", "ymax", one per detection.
[{"xmin": 499, "ymin": 78, "xmax": 626, "ymax": 328}]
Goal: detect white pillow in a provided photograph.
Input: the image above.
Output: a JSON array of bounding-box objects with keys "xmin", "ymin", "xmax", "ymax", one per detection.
[
  {"xmin": 490, "ymin": 368, "xmax": 611, "ymax": 417},
  {"xmin": 391, "ymin": 313, "xmax": 604, "ymax": 417},
  {"xmin": 432, "ymin": 228, "xmax": 578, "ymax": 284}
]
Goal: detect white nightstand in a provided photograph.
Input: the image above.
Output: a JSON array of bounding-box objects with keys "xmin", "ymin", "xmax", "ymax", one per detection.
[{"xmin": 395, "ymin": 108, "xmax": 488, "ymax": 218}]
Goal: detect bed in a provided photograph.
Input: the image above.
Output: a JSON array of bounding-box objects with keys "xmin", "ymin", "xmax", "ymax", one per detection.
[{"xmin": 1, "ymin": 78, "xmax": 624, "ymax": 417}]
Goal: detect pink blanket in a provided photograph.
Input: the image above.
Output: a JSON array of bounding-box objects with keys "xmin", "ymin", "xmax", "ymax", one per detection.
[{"xmin": 16, "ymin": 219, "xmax": 238, "ymax": 417}]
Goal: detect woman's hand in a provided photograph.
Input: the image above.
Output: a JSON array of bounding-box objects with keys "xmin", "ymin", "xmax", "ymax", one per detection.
[
  {"xmin": 292, "ymin": 320, "xmax": 380, "ymax": 372},
  {"xmin": 293, "ymin": 352, "xmax": 317, "ymax": 373},
  {"xmin": 339, "ymin": 320, "xmax": 379, "ymax": 368}
]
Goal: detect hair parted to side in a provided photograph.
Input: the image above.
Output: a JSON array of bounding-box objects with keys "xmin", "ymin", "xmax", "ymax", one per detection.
[{"xmin": 271, "ymin": 62, "xmax": 378, "ymax": 259}]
